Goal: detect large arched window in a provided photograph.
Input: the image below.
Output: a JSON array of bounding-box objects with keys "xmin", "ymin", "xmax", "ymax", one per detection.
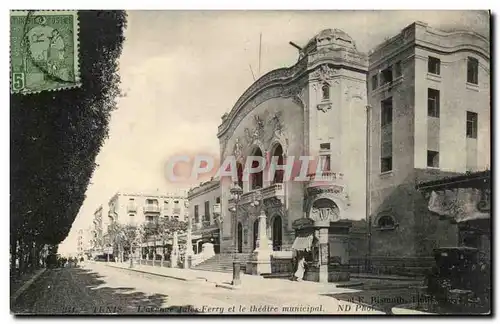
[
  {"xmin": 271, "ymin": 144, "xmax": 284, "ymax": 184},
  {"xmin": 251, "ymin": 147, "xmax": 263, "ymax": 190}
]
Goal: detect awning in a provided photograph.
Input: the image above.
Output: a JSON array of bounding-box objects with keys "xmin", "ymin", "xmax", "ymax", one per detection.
[
  {"xmin": 428, "ymin": 188, "xmax": 490, "ymax": 223},
  {"xmin": 291, "ymin": 234, "xmax": 313, "ymax": 251}
]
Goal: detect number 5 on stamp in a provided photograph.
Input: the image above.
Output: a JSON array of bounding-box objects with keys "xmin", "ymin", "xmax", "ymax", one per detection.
[{"xmin": 12, "ymin": 72, "xmax": 25, "ymax": 91}]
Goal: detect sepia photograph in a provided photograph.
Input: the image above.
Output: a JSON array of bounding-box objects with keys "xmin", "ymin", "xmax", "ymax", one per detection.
[{"xmin": 9, "ymin": 8, "xmax": 491, "ymax": 316}]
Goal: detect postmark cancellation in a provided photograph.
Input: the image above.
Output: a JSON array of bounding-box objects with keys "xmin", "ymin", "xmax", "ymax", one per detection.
[{"xmin": 10, "ymin": 10, "xmax": 81, "ymax": 94}]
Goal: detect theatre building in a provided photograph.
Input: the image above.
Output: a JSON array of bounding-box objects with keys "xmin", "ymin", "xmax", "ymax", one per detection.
[{"xmin": 199, "ymin": 21, "xmax": 489, "ymax": 282}]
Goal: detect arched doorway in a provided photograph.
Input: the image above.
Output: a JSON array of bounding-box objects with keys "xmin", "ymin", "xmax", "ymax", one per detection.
[
  {"xmin": 253, "ymin": 219, "xmax": 259, "ymax": 250},
  {"xmin": 251, "ymin": 147, "xmax": 263, "ymax": 190},
  {"xmin": 271, "ymin": 144, "xmax": 284, "ymax": 184},
  {"xmin": 272, "ymin": 216, "xmax": 283, "ymax": 251},
  {"xmin": 237, "ymin": 222, "xmax": 243, "ymax": 253}
]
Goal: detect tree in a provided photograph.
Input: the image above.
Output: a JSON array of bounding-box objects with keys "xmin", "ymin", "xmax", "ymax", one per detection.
[
  {"xmin": 157, "ymin": 218, "xmax": 188, "ymax": 265},
  {"xmin": 10, "ymin": 11, "xmax": 127, "ymax": 276}
]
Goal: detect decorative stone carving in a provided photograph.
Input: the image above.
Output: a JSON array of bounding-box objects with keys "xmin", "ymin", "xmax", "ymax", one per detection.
[
  {"xmin": 311, "ymin": 64, "xmax": 338, "ymax": 83},
  {"xmin": 233, "ymin": 137, "xmax": 243, "ymax": 159},
  {"xmin": 266, "ymin": 112, "xmax": 289, "ymax": 156},
  {"xmin": 307, "ymin": 186, "xmax": 344, "ymax": 196},
  {"xmin": 317, "ymin": 102, "xmax": 332, "ymax": 113},
  {"xmin": 310, "ymin": 206, "xmax": 340, "ymax": 222},
  {"xmin": 244, "ymin": 115, "xmax": 266, "ymax": 146},
  {"xmin": 292, "ymin": 86, "xmax": 307, "ymax": 109}
]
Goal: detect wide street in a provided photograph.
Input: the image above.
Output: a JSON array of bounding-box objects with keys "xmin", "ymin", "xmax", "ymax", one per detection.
[{"xmin": 11, "ymin": 262, "xmax": 384, "ymax": 315}]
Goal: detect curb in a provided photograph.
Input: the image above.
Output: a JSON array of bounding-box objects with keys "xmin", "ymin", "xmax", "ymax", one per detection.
[
  {"xmin": 10, "ymin": 268, "xmax": 47, "ymax": 305},
  {"xmin": 350, "ymin": 274, "xmax": 424, "ymax": 282},
  {"xmin": 215, "ymin": 282, "xmax": 241, "ymax": 290},
  {"xmin": 106, "ymin": 264, "xmax": 197, "ymax": 282}
]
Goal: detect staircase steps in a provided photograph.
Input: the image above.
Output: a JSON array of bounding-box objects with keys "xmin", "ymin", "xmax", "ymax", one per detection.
[{"xmin": 193, "ymin": 253, "xmax": 251, "ymax": 273}]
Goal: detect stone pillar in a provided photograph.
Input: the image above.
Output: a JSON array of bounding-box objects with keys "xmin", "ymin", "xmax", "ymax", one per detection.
[
  {"xmin": 250, "ymin": 210, "xmax": 272, "ymax": 274},
  {"xmin": 170, "ymin": 232, "xmax": 179, "ymax": 268},
  {"xmin": 316, "ymin": 221, "xmax": 330, "ymax": 283},
  {"xmin": 185, "ymin": 220, "xmax": 194, "ymax": 269}
]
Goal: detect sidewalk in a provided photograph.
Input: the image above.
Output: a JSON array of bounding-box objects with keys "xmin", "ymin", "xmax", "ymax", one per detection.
[
  {"xmin": 10, "ymin": 268, "xmax": 47, "ymax": 305},
  {"xmin": 105, "ymin": 262, "xmax": 358, "ymax": 296}
]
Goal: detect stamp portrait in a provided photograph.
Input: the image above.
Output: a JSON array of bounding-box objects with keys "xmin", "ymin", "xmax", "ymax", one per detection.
[{"xmin": 10, "ymin": 10, "xmax": 81, "ymax": 94}]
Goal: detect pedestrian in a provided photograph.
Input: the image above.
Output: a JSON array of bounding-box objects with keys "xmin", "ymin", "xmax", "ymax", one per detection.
[{"xmin": 292, "ymin": 253, "xmax": 306, "ymax": 282}]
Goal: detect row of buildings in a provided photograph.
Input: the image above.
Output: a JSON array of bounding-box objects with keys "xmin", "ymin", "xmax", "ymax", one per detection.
[
  {"xmin": 80, "ymin": 191, "xmax": 189, "ymax": 257},
  {"xmin": 180, "ymin": 21, "xmax": 490, "ymax": 280}
]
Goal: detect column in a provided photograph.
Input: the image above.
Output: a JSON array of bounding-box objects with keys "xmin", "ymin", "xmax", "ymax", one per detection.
[
  {"xmin": 251, "ymin": 209, "xmax": 272, "ymax": 274},
  {"xmin": 185, "ymin": 218, "xmax": 194, "ymax": 268},
  {"xmin": 316, "ymin": 222, "xmax": 329, "ymax": 283}
]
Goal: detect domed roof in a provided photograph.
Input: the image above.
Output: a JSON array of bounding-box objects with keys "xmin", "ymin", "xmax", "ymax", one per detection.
[{"xmin": 302, "ymin": 28, "xmax": 357, "ymax": 55}]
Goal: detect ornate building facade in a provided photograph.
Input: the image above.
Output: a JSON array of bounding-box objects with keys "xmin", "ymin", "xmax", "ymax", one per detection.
[{"xmin": 210, "ymin": 21, "xmax": 489, "ymax": 282}]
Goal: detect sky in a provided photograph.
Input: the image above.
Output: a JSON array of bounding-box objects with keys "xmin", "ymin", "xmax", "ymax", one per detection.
[{"xmin": 58, "ymin": 10, "xmax": 489, "ymax": 254}]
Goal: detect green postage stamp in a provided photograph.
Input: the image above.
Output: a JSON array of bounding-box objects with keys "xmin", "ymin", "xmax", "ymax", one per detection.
[{"xmin": 10, "ymin": 10, "xmax": 81, "ymax": 94}]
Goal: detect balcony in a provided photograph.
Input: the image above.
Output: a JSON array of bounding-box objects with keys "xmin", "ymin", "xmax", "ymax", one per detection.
[
  {"xmin": 143, "ymin": 205, "xmax": 161, "ymax": 213},
  {"xmin": 262, "ymin": 183, "xmax": 285, "ymax": 200},
  {"xmin": 306, "ymin": 171, "xmax": 345, "ymax": 192}
]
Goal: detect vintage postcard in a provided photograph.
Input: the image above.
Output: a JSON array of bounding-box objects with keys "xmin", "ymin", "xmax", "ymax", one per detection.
[{"xmin": 10, "ymin": 10, "xmax": 491, "ymax": 316}]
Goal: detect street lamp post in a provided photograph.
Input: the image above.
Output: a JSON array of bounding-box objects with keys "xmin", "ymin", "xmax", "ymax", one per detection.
[{"xmin": 229, "ymin": 182, "xmax": 243, "ymax": 286}]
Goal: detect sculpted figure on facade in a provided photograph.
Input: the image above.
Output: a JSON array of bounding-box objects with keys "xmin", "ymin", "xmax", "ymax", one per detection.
[
  {"xmin": 310, "ymin": 205, "xmax": 340, "ymax": 222},
  {"xmin": 233, "ymin": 137, "xmax": 243, "ymax": 160}
]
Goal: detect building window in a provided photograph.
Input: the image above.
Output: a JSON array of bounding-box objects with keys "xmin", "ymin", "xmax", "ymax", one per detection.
[
  {"xmin": 394, "ymin": 61, "xmax": 402, "ymax": 78},
  {"xmin": 381, "ymin": 157, "xmax": 392, "ymax": 173},
  {"xmin": 146, "ymin": 199, "xmax": 158, "ymax": 205},
  {"xmin": 467, "ymin": 57, "xmax": 479, "ymax": 84},
  {"xmin": 129, "ymin": 198, "xmax": 134, "ymax": 202},
  {"xmin": 319, "ymin": 154, "xmax": 331, "ymax": 172},
  {"xmin": 204, "ymin": 201, "xmax": 210, "ymax": 222},
  {"xmin": 174, "ymin": 200, "xmax": 179, "ymax": 204},
  {"xmin": 216, "ymin": 197, "xmax": 221, "ymax": 204},
  {"xmin": 321, "ymin": 83, "xmax": 330, "ymax": 101},
  {"xmin": 427, "ymin": 150, "xmax": 439, "ymax": 168},
  {"xmin": 163, "ymin": 201, "xmax": 169, "ymax": 210},
  {"xmin": 380, "ymin": 97, "xmax": 393, "ymax": 173},
  {"xmin": 194, "ymin": 205, "xmax": 199, "ymax": 223},
  {"xmin": 320, "ymin": 143, "xmax": 330, "ymax": 150},
  {"xmin": 377, "ymin": 215, "xmax": 396, "ymax": 230},
  {"xmin": 427, "ymin": 88, "xmax": 440, "ymax": 118},
  {"xmin": 128, "ymin": 213, "xmax": 134, "ymax": 217},
  {"xmin": 428, "ymin": 56, "xmax": 441, "ymax": 75},
  {"xmin": 164, "ymin": 215, "xmax": 170, "ymax": 220},
  {"xmin": 371, "ymin": 74, "xmax": 378, "ymax": 90},
  {"xmin": 381, "ymin": 67, "xmax": 393, "ymax": 85},
  {"xmin": 381, "ymin": 97, "xmax": 393, "ymax": 127},
  {"xmin": 466, "ymin": 111, "xmax": 478, "ymax": 139}
]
